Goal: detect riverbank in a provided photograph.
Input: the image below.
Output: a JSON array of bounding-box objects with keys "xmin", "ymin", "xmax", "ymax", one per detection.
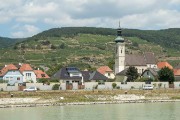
[
  {"xmin": 0, "ymin": 89, "xmax": 180, "ymax": 108},
  {"xmin": 0, "ymin": 98, "xmax": 180, "ymax": 108}
]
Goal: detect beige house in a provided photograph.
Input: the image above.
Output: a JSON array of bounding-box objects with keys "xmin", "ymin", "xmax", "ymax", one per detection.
[{"xmin": 97, "ymin": 66, "xmax": 115, "ymax": 79}]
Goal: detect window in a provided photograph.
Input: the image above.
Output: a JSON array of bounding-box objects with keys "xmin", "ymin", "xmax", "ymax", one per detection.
[
  {"xmin": 26, "ymin": 73, "xmax": 32, "ymax": 77},
  {"xmin": 41, "ymin": 74, "xmax": 45, "ymax": 77},
  {"xmin": 10, "ymin": 77, "xmax": 13, "ymax": 80},
  {"xmin": 147, "ymin": 71, "xmax": 149, "ymax": 75},
  {"xmin": 17, "ymin": 77, "xmax": 20, "ymax": 80},
  {"xmin": 121, "ymin": 49, "xmax": 122, "ymax": 53},
  {"xmin": 108, "ymin": 73, "xmax": 111, "ymax": 76}
]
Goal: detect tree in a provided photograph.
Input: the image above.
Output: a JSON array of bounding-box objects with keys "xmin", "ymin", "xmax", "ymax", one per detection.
[
  {"xmin": 52, "ymin": 84, "xmax": 60, "ymax": 90},
  {"xmin": 112, "ymin": 83, "xmax": 117, "ymax": 89},
  {"xmin": 126, "ymin": 66, "xmax": 139, "ymax": 82},
  {"xmin": 59, "ymin": 43, "xmax": 65, "ymax": 49},
  {"xmin": 51, "ymin": 44, "xmax": 56, "ymax": 49},
  {"xmin": 158, "ymin": 67, "xmax": 174, "ymax": 83},
  {"xmin": 108, "ymin": 59, "xmax": 115, "ymax": 70}
]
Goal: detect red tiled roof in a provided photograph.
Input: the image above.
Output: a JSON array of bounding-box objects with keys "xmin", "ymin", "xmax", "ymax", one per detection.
[
  {"xmin": 0, "ymin": 64, "xmax": 18, "ymax": 76},
  {"xmin": 19, "ymin": 64, "xmax": 33, "ymax": 72},
  {"xmin": 157, "ymin": 62, "xmax": 173, "ymax": 69},
  {"xmin": 97, "ymin": 66, "xmax": 113, "ymax": 75},
  {"xmin": 174, "ymin": 69, "xmax": 180, "ymax": 76},
  {"xmin": 34, "ymin": 70, "xmax": 50, "ymax": 79}
]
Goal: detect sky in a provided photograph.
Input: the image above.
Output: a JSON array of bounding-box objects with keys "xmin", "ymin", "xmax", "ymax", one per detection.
[{"xmin": 1, "ymin": 0, "xmax": 180, "ymax": 38}]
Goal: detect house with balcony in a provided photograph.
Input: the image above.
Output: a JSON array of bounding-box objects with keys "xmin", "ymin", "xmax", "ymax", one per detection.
[{"xmin": 19, "ymin": 64, "xmax": 36, "ymax": 83}]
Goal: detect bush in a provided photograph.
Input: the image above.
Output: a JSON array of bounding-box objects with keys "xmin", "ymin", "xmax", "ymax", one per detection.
[
  {"xmin": 131, "ymin": 86, "xmax": 135, "ymax": 89},
  {"xmin": 1, "ymin": 88, "xmax": 3, "ymax": 91},
  {"xmin": 51, "ymin": 44, "xmax": 57, "ymax": 49},
  {"xmin": 38, "ymin": 78, "xmax": 48, "ymax": 83},
  {"xmin": 50, "ymin": 79, "xmax": 59, "ymax": 83},
  {"xmin": 112, "ymin": 83, "xmax": 117, "ymax": 89},
  {"xmin": 52, "ymin": 84, "xmax": 60, "ymax": 90},
  {"xmin": 135, "ymin": 78, "xmax": 149, "ymax": 82},
  {"xmin": 38, "ymin": 78, "xmax": 50, "ymax": 85},
  {"xmin": 116, "ymin": 86, "xmax": 120, "ymax": 89}
]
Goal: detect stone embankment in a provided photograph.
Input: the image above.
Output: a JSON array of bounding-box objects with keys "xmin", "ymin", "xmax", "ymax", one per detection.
[{"xmin": 0, "ymin": 94, "xmax": 180, "ymax": 108}]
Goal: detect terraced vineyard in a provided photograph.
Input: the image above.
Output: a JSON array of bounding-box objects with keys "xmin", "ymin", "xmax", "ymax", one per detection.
[{"xmin": 0, "ymin": 27, "xmax": 179, "ymax": 71}]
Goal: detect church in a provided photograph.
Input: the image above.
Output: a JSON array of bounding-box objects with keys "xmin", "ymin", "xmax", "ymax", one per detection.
[{"xmin": 114, "ymin": 25, "xmax": 157, "ymax": 75}]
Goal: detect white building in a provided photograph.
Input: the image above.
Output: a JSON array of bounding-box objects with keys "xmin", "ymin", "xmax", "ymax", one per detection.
[
  {"xmin": 114, "ymin": 26, "xmax": 157, "ymax": 75},
  {"xmin": 19, "ymin": 64, "xmax": 37, "ymax": 83}
]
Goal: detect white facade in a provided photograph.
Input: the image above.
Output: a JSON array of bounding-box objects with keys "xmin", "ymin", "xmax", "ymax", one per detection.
[
  {"xmin": 3, "ymin": 70, "xmax": 23, "ymax": 84},
  {"xmin": 22, "ymin": 71, "xmax": 36, "ymax": 83},
  {"xmin": 115, "ymin": 42, "xmax": 125, "ymax": 74},
  {"xmin": 104, "ymin": 72, "xmax": 115, "ymax": 79},
  {"xmin": 147, "ymin": 64, "xmax": 157, "ymax": 69}
]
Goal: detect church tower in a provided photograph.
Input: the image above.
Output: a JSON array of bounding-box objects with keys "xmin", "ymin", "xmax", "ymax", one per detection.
[{"xmin": 114, "ymin": 23, "xmax": 125, "ymax": 74}]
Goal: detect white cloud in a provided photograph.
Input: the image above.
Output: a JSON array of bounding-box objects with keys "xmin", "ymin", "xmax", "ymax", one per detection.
[
  {"xmin": 11, "ymin": 24, "xmax": 40, "ymax": 38},
  {"xmin": 0, "ymin": 0, "xmax": 180, "ymax": 37}
]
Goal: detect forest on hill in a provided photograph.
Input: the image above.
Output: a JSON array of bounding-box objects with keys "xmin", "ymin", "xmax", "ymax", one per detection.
[
  {"xmin": 29, "ymin": 27, "xmax": 180, "ymax": 51},
  {"xmin": 1, "ymin": 27, "xmax": 180, "ymax": 51},
  {"xmin": 0, "ymin": 37, "xmax": 24, "ymax": 48}
]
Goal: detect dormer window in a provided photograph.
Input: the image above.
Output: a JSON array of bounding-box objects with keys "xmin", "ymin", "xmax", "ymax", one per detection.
[{"xmin": 41, "ymin": 74, "xmax": 45, "ymax": 77}]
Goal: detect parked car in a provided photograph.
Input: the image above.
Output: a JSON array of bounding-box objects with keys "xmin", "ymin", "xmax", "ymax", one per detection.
[
  {"xmin": 23, "ymin": 87, "xmax": 37, "ymax": 92},
  {"xmin": 143, "ymin": 85, "xmax": 153, "ymax": 90}
]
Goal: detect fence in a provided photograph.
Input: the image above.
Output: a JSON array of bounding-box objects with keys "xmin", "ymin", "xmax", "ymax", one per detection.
[{"xmin": 0, "ymin": 82, "xmax": 175, "ymax": 91}]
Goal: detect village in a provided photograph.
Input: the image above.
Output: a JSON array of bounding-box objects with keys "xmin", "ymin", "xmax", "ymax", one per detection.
[{"xmin": 0, "ymin": 26, "xmax": 180, "ymax": 92}]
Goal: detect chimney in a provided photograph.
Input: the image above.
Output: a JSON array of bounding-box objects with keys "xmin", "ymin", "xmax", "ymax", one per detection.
[{"xmin": 38, "ymin": 68, "xmax": 39, "ymax": 70}]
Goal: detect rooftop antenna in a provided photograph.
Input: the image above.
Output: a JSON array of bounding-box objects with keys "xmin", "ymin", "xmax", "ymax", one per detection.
[{"xmin": 119, "ymin": 21, "xmax": 121, "ymax": 28}]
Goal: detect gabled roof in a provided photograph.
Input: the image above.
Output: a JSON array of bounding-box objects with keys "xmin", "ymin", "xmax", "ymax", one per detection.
[
  {"xmin": 0, "ymin": 64, "xmax": 18, "ymax": 76},
  {"xmin": 52, "ymin": 67, "xmax": 82, "ymax": 80},
  {"xmin": 144, "ymin": 52, "xmax": 157, "ymax": 64},
  {"xmin": 19, "ymin": 64, "xmax": 33, "ymax": 72},
  {"xmin": 116, "ymin": 68, "xmax": 128, "ymax": 76},
  {"xmin": 97, "ymin": 66, "xmax": 113, "ymax": 75},
  {"xmin": 142, "ymin": 68, "xmax": 159, "ymax": 77},
  {"xmin": 81, "ymin": 71, "xmax": 91, "ymax": 81},
  {"xmin": 157, "ymin": 62, "xmax": 173, "ymax": 69},
  {"xmin": 125, "ymin": 54, "xmax": 146, "ymax": 66},
  {"xmin": 51, "ymin": 67, "xmax": 108, "ymax": 81},
  {"xmin": 34, "ymin": 70, "xmax": 50, "ymax": 79},
  {"xmin": 174, "ymin": 69, "xmax": 180, "ymax": 76},
  {"xmin": 89, "ymin": 71, "xmax": 108, "ymax": 80}
]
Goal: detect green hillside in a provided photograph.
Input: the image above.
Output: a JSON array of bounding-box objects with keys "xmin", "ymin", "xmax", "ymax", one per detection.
[
  {"xmin": 0, "ymin": 27, "xmax": 179, "ymax": 75},
  {"xmin": 0, "ymin": 37, "xmax": 25, "ymax": 48},
  {"xmin": 31, "ymin": 27, "xmax": 180, "ymax": 51}
]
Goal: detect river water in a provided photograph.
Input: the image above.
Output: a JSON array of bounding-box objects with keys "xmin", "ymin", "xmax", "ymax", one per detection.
[{"xmin": 0, "ymin": 102, "xmax": 180, "ymax": 120}]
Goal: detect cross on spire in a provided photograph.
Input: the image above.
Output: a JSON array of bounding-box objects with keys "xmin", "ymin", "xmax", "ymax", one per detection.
[{"xmin": 119, "ymin": 21, "xmax": 121, "ymax": 28}]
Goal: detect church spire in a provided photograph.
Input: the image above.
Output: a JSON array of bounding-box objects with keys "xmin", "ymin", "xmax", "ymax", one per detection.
[
  {"xmin": 117, "ymin": 21, "xmax": 122, "ymax": 36},
  {"xmin": 115, "ymin": 21, "xmax": 124, "ymax": 43}
]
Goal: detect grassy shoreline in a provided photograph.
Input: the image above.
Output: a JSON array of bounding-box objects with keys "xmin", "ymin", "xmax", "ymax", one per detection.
[{"xmin": 0, "ymin": 89, "xmax": 180, "ymax": 108}]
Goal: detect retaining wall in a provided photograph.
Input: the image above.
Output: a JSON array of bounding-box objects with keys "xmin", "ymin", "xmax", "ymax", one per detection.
[{"xmin": 0, "ymin": 82, "xmax": 170, "ymax": 91}]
